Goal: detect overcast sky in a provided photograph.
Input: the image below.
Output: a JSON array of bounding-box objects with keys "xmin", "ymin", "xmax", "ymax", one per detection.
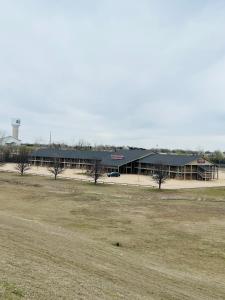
[{"xmin": 1, "ymin": 0, "xmax": 225, "ymax": 150}]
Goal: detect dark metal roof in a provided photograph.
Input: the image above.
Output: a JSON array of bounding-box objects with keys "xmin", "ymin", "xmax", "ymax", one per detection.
[
  {"xmin": 31, "ymin": 148, "xmax": 153, "ymax": 167},
  {"xmin": 138, "ymin": 154, "xmax": 211, "ymax": 166}
]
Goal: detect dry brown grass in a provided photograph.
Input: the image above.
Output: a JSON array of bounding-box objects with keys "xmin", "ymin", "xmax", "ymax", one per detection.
[{"xmin": 0, "ymin": 172, "xmax": 225, "ymax": 299}]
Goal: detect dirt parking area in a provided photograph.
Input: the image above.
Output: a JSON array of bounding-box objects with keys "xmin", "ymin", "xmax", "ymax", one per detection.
[{"xmin": 1, "ymin": 163, "xmax": 225, "ymax": 189}]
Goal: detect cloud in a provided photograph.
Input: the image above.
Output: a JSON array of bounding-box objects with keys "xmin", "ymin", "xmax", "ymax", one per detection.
[{"xmin": 0, "ymin": 0, "xmax": 225, "ymax": 150}]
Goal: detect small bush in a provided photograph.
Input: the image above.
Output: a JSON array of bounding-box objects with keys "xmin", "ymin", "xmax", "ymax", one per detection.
[{"xmin": 112, "ymin": 242, "xmax": 121, "ymax": 247}]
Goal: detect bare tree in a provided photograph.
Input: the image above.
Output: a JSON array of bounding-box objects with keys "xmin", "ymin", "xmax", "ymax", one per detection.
[
  {"xmin": 16, "ymin": 147, "xmax": 31, "ymax": 176},
  {"xmin": 0, "ymin": 130, "xmax": 5, "ymax": 146},
  {"xmin": 48, "ymin": 156, "xmax": 64, "ymax": 180},
  {"xmin": 152, "ymin": 164, "xmax": 168, "ymax": 189},
  {"xmin": 1, "ymin": 147, "xmax": 12, "ymax": 163},
  {"xmin": 0, "ymin": 131, "xmax": 5, "ymax": 164},
  {"xmin": 74, "ymin": 139, "xmax": 92, "ymax": 150},
  {"xmin": 0, "ymin": 140, "xmax": 5, "ymax": 166},
  {"xmin": 0, "ymin": 149, "xmax": 5, "ymax": 167},
  {"xmin": 86, "ymin": 159, "xmax": 104, "ymax": 184},
  {"xmin": 0, "ymin": 145, "xmax": 16, "ymax": 166}
]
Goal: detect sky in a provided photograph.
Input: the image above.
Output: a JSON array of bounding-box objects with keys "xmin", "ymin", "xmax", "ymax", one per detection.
[{"xmin": 1, "ymin": 0, "xmax": 225, "ymax": 150}]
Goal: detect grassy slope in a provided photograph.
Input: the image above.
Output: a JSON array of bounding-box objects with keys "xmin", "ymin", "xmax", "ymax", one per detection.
[{"xmin": 0, "ymin": 172, "xmax": 225, "ymax": 299}]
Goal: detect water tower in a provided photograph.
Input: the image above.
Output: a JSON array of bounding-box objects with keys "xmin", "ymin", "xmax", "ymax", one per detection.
[{"xmin": 11, "ymin": 118, "xmax": 21, "ymax": 140}]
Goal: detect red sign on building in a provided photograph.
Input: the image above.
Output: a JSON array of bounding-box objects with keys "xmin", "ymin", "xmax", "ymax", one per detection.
[
  {"xmin": 111, "ymin": 154, "xmax": 125, "ymax": 160},
  {"xmin": 197, "ymin": 159, "xmax": 205, "ymax": 164}
]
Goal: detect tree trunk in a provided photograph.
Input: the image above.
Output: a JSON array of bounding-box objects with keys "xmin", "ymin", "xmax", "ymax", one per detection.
[{"xmin": 159, "ymin": 179, "xmax": 161, "ymax": 189}]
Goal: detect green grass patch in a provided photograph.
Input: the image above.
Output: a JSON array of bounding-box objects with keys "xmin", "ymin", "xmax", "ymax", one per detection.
[{"xmin": 0, "ymin": 282, "xmax": 24, "ymax": 299}]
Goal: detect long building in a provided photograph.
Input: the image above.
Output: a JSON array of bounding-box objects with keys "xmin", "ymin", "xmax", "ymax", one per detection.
[{"xmin": 30, "ymin": 148, "xmax": 218, "ymax": 180}]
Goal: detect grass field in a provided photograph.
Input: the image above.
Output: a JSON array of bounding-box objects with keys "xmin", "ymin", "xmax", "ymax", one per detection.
[{"xmin": 0, "ymin": 172, "xmax": 225, "ymax": 299}]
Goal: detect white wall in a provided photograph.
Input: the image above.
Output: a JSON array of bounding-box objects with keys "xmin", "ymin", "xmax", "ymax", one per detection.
[{"xmin": 0, "ymin": 136, "xmax": 21, "ymax": 146}]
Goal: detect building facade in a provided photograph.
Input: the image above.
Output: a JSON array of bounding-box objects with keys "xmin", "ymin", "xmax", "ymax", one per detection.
[
  {"xmin": 30, "ymin": 148, "xmax": 218, "ymax": 181},
  {"xmin": 138, "ymin": 154, "xmax": 218, "ymax": 180}
]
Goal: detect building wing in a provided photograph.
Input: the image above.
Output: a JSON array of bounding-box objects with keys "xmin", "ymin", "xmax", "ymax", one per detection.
[
  {"xmin": 138, "ymin": 154, "xmax": 211, "ymax": 166},
  {"xmin": 31, "ymin": 148, "xmax": 153, "ymax": 168}
]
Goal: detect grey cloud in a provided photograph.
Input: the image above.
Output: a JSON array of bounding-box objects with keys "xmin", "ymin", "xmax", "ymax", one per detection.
[{"xmin": 0, "ymin": 0, "xmax": 225, "ymax": 149}]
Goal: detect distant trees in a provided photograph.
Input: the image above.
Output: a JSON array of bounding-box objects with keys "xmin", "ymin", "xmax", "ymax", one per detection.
[
  {"xmin": 0, "ymin": 132, "xmax": 5, "ymax": 163},
  {"xmin": 48, "ymin": 156, "xmax": 64, "ymax": 180},
  {"xmin": 209, "ymin": 150, "xmax": 225, "ymax": 165},
  {"xmin": 16, "ymin": 147, "xmax": 31, "ymax": 176},
  {"xmin": 1, "ymin": 147, "xmax": 13, "ymax": 163},
  {"xmin": 0, "ymin": 130, "xmax": 5, "ymax": 144},
  {"xmin": 0, "ymin": 150, "xmax": 5, "ymax": 167},
  {"xmin": 0, "ymin": 141, "xmax": 5, "ymax": 166},
  {"xmin": 86, "ymin": 159, "xmax": 104, "ymax": 184},
  {"xmin": 152, "ymin": 164, "xmax": 168, "ymax": 189}
]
